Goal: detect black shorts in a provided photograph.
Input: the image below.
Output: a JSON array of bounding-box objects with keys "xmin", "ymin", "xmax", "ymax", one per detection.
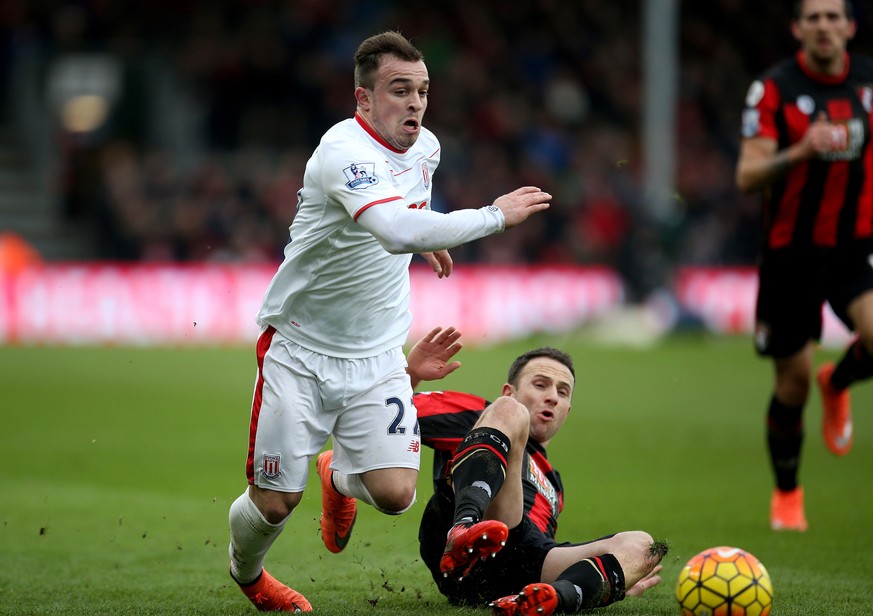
[
  {"xmin": 419, "ymin": 496, "xmax": 562, "ymax": 606},
  {"xmin": 755, "ymin": 242, "xmax": 873, "ymax": 358}
]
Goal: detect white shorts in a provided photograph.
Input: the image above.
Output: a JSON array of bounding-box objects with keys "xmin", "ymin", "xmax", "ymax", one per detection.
[{"xmin": 246, "ymin": 327, "xmax": 421, "ymax": 492}]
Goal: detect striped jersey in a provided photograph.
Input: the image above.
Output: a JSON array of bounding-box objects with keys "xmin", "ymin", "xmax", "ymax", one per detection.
[
  {"xmin": 741, "ymin": 51, "xmax": 873, "ymax": 252},
  {"xmin": 415, "ymin": 390, "xmax": 564, "ymax": 538}
]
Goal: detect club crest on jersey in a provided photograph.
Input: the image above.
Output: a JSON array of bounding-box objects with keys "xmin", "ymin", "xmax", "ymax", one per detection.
[
  {"xmin": 421, "ymin": 160, "xmax": 430, "ymax": 188},
  {"xmin": 343, "ymin": 162, "xmax": 379, "ymax": 190},
  {"xmin": 263, "ymin": 454, "xmax": 282, "ymax": 479}
]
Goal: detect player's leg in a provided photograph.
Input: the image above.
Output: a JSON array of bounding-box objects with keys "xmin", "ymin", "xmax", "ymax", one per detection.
[
  {"xmin": 315, "ymin": 449, "xmax": 360, "ymax": 554},
  {"xmin": 767, "ymin": 345, "xmax": 812, "ymax": 531},
  {"xmin": 325, "ymin": 453, "xmax": 419, "ymax": 518},
  {"xmin": 456, "ymin": 395, "xmax": 528, "ymax": 528},
  {"xmin": 770, "ymin": 345, "xmax": 813, "ymax": 490},
  {"xmin": 439, "ymin": 396, "xmax": 530, "ymax": 578},
  {"xmin": 230, "ymin": 488, "xmax": 311, "ymax": 612},
  {"xmin": 543, "ymin": 532, "xmax": 664, "ymax": 610},
  {"xmin": 314, "ymin": 357, "xmax": 416, "ymax": 553},
  {"xmin": 229, "ymin": 488, "xmax": 300, "ymax": 583},
  {"xmin": 429, "ymin": 516, "xmax": 554, "ymax": 608},
  {"xmin": 755, "ymin": 258, "xmax": 818, "ymax": 531},
  {"xmin": 818, "ymin": 288, "xmax": 873, "ymax": 455},
  {"xmin": 839, "ymin": 289, "xmax": 873, "ymax": 375},
  {"xmin": 320, "ymin": 349, "xmax": 421, "ymax": 552},
  {"xmin": 491, "ymin": 531, "xmax": 666, "ymax": 615},
  {"xmin": 228, "ymin": 329, "xmax": 330, "ymax": 611},
  {"xmin": 354, "ymin": 466, "xmax": 420, "ymax": 512}
]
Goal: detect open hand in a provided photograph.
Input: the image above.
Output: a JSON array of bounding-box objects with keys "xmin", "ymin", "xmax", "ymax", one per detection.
[
  {"xmin": 625, "ymin": 564, "xmax": 663, "ymax": 597},
  {"xmin": 492, "ymin": 186, "xmax": 552, "ymax": 229},
  {"xmin": 406, "ymin": 326, "xmax": 463, "ymax": 388}
]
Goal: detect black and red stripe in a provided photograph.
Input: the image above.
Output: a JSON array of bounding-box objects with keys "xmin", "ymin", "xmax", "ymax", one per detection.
[
  {"xmin": 752, "ymin": 52, "xmax": 873, "ymax": 252},
  {"xmin": 416, "ymin": 390, "xmax": 565, "ymax": 539}
]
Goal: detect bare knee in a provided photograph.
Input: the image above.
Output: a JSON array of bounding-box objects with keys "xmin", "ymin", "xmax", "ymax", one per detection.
[
  {"xmin": 362, "ymin": 468, "xmax": 418, "ymax": 514},
  {"xmin": 373, "ymin": 484, "xmax": 417, "ymax": 513},
  {"xmin": 476, "ymin": 396, "xmax": 530, "ymax": 443},
  {"xmin": 248, "ymin": 485, "xmax": 302, "ymax": 524}
]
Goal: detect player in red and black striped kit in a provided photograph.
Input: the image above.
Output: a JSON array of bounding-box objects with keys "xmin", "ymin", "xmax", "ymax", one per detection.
[
  {"xmin": 407, "ymin": 327, "xmax": 666, "ymax": 615},
  {"xmin": 737, "ymin": 0, "xmax": 873, "ymax": 531}
]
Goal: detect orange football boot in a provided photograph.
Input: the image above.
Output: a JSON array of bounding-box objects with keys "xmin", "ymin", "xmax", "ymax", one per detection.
[
  {"xmin": 236, "ymin": 568, "xmax": 312, "ymax": 612},
  {"xmin": 490, "ymin": 583, "xmax": 559, "ymax": 616},
  {"xmin": 817, "ymin": 363, "xmax": 853, "ymax": 456},
  {"xmin": 770, "ymin": 487, "xmax": 808, "ymax": 532},
  {"xmin": 316, "ymin": 450, "xmax": 357, "ymax": 553},
  {"xmin": 440, "ymin": 519, "xmax": 509, "ymax": 579}
]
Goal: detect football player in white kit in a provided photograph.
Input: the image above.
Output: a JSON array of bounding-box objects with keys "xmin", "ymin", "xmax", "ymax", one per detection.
[{"xmin": 227, "ymin": 31, "xmax": 552, "ymax": 612}]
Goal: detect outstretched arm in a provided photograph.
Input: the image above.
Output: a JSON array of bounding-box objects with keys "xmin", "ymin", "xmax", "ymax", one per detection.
[
  {"xmin": 356, "ymin": 186, "xmax": 551, "ymax": 254},
  {"xmin": 406, "ymin": 326, "xmax": 463, "ymax": 389}
]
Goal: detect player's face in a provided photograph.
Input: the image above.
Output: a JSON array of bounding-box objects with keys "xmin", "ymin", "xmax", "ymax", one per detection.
[
  {"xmin": 793, "ymin": 0, "xmax": 856, "ymax": 68},
  {"xmin": 504, "ymin": 358, "xmax": 574, "ymax": 447},
  {"xmin": 356, "ymin": 55, "xmax": 429, "ymax": 151}
]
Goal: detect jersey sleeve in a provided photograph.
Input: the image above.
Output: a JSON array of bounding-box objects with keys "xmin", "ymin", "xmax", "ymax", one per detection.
[
  {"xmin": 741, "ymin": 76, "xmax": 781, "ymax": 140},
  {"xmin": 320, "ymin": 138, "xmax": 405, "ymax": 219},
  {"xmin": 414, "ymin": 391, "xmax": 488, "ymax": 451},
  {"xmin": 357, "ymin": 201, "xmax": 505, "ymax": 253}
]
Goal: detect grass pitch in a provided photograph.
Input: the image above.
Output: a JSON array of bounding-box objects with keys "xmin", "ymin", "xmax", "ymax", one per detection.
[{"xmin": 1, "ymin": 333, "xmax": 871, "ymax": 615}]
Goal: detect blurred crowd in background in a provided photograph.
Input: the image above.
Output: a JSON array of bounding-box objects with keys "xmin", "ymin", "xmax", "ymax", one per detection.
[{"xmin": 2, "ymin": 0, "xmax": 872, "ymax": 299}]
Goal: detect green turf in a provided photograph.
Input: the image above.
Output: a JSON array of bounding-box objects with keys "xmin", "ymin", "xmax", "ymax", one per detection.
[{"xmin": 1, "ymin": 333, "xmax": 871, "ymax": 615}]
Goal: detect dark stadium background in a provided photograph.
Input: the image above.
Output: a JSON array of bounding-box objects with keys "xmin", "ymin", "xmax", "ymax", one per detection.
[
  {"xmin": 3, "ymin": 5, "xmax": 873, "ymax": 615},
  {"xmin": 3, "ymin": 0, "xmax": 870, "ymax": 301}
]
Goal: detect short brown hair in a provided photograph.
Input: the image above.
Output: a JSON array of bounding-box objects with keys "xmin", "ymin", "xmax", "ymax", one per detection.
[
  {"xmin": 506, "ymin": 347, "xmax": 575, "ymax": 387},
  {"xmin": 793, "ymin": 0, "xmax": 853, "ymax": 20},
  {"xmin": 354, "ymin": 31, "xmax": 424, "ymax": 89}
]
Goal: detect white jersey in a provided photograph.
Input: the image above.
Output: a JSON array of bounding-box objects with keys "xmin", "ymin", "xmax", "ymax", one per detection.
[{"xmin": 257, "ymin": 114, "xmax": 441, "ymax": 358}]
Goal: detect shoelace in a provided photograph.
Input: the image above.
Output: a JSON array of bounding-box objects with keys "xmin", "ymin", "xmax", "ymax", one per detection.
[
  {"xmin": 252, "ymin": 592, "xmax": 270, "ymax": 606},
  {"xmin": 252, "ymin": 592, "xmax": 302, "ymax": 613}
]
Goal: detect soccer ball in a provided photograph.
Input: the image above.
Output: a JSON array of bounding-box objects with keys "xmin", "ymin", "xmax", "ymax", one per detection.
[{"xmin": 675, "ymin": 546, "xmax": 773, "ymax": 616}]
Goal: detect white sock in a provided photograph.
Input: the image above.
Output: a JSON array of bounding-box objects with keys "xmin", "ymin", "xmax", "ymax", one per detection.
[
  {"xmin": 332, "ymin": 471, "xmax": 415, "ymax": 515},
  {"xmin": 331, "ymin": 471, "xmax": 374, "ymax": 505},
  {"xmin": 228, "ymin": 491, "xmax": 289, "ymax": 584}
]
